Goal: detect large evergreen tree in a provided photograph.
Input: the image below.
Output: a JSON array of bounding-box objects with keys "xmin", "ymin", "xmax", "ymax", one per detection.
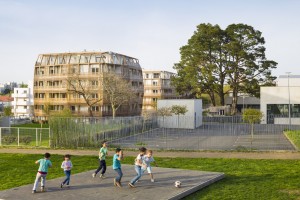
[{"xmin": 172, "ymin": 23, "xmax": 277, "ymax": 114}]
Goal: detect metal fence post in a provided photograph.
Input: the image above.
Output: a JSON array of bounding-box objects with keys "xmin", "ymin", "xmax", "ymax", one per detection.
[
  {"xmin": 49, "ymin": 128, "xmax": 51, "ymax": 147},
  {"xmin": 17, "ymin": 128, "xmax": 20, "ymax": 147},
  {"xmin": 36, "ymin": 128, "xmax": 38, "ymax": 147}
]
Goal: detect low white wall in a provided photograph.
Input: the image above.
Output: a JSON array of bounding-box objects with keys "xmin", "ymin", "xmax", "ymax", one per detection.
[
  {"xmin": 157, "ymin": 99, "xmax": 202, "ymax": 129},
  {"xmin": 274, "ymin": 118, "xmax": 300, "ymax": 125}
]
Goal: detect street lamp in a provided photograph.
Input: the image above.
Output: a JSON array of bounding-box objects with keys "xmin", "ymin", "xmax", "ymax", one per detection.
[{"xmin": 286, "ymin": 72, "xmax": 291, "ymax": 128}]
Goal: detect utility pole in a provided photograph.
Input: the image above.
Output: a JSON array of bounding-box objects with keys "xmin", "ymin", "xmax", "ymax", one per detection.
[{"xmin": 286, "ymin": 72, "xmax": 291, "ymax": 129}]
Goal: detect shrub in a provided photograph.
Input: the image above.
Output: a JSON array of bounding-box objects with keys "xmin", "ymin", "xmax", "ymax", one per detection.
[
  {"xmin": 2, "ymin": 136, "xmax": 17, "ymax": 144},
  {"xmin": 20, "ymin": 136, "xmax": 32, "ymax": 145}
]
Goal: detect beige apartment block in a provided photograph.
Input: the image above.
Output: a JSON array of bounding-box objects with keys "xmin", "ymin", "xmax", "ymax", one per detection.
[
  {"xmin": 33, "ymin": 51, "xmax": 143, "ymax": 120},
  {"xmin": 142, "ymin": 70, "xmax": 179, "ymax": 111}
]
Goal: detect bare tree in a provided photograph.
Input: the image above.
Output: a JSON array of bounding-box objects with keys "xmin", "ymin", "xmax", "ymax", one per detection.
[
  {"xmin": 100, "ymin": 72, "xmax": 136, "ymax": 118},
  {"xmin": 67, "ymin": 73, "xmax": 102, "ymax": 117}
]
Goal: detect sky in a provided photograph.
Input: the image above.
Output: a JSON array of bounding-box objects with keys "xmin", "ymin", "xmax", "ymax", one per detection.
[{"xmin": 0, "ymin": 0, "xmax": 300, "ymax": 83}]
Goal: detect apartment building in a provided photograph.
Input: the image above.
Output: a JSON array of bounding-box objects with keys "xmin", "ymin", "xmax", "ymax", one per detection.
[
  {"xmin": 11, "ymin": 81, "xmax": 34, "ymax": 118},
  {"xmin": 142, "ymin": 70, "xmax": 179, "ymax": 111},
  {"xmin": 33, "ymin": 51, "xmax": 143, "ymax": 119}
]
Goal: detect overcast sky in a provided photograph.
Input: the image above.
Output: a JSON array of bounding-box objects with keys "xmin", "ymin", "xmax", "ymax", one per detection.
[{"xmin": 0, "ymin": 0, "xmax": 300, "ymax": 83}]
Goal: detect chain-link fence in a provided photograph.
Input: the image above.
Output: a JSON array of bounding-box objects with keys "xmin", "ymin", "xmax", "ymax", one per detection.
[
  {"xmin": 0, "ymin": 127, "xmax": 50, "ymax": 147},
  {"xmin": 1, "ymin": 115, "xmax": 299, "ymax": 151},
  {"xmin": 111, "ymin": 116, "xmax": 300, "ymax": 151},
  {"xmin": 49, "ymin": 116, "xmax": 158, "ymax": 148}
]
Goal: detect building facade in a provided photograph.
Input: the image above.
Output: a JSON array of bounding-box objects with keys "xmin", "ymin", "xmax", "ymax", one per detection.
[
  {"xmin": 142, "ymin": 70, "xmax": 179, "ymax": 111},
  {"xmin": 260, "ymin": 75, "xmax": 300, "ymax": 124},
  {"xmin": 11, "ymin": 81, "xmax": 34, "ymax": 118},
  {"xmin": 33, "ymin": 51, "xmax": 143, "ymax": 119}
]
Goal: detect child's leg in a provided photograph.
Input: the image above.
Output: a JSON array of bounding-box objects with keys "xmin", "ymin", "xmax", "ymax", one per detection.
[
  {"xmin": 62, "ymin": 171, "xmax": 70, "ymax": 185},
  {"xmin": 130, "ymin": 166, "xmax": 142, "ymax": 184},
  {"xmin": 147, "ymin": 166, "xmax": 154, "ymax": 180},
  {"xmin": 94, "ymin": 159, "xmax": 103, "ymax": 174},
  {"xmin": 41, "ymin": 174, "xmax": 46, "ymax": 188},
  {"xmin": 101, "ymin": 160, "xmax": 107, "ymax": 175},
  {"xmin": 149, "ymin": 173, "xmax": 153, "ymax": 179},
  {"xmin": 32, "ymin": 173, "xmax": 41, "ymax": 191},
  {"xmin": 66, "ymin": 171, "xmax": 71, "ymax": 185},
  {"xmin": 114, "ymin": 168, "xmax": 122, "ymax": 182}
]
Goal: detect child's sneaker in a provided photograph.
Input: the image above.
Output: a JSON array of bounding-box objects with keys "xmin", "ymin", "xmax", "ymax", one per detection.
[
  {"xmin": 100, "ymin": 174, "xmax": 106, "ymax": 179},
  {"xmin": 128, "ymin": 183, "xmax": 135, "ymax": 188},
  {"xmin": 116, "ymin": 181, "xmax": 122, "ymax": 187},
  {"xmin": 114, "ymin": 179, "xmax": 117, "ymax": 186},
  {"xmin": 60, "ymin": 183, "xmax": 63, "ymax": 188},
  {"xmin": 92, "ymin": 173, "xmax": 96, "ymax": 178},
  {"xmin": 40, "ymin": 186, "xmax": 45, "ymax": 192},
  {"xmin": 32, "ymin": 190, "xmax": 36, "ymax": 194},
  {"xmin": 151, "ymin": 179, "xmax": 155, "ymax": 182}
]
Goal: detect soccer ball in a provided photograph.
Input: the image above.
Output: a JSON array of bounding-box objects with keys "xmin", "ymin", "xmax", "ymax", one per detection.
[{"xmin": 174, "ymin": 181, "xmax": 181, "ymax": 188}]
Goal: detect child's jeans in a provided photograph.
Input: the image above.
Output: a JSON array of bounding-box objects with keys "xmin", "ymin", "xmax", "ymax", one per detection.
[
  {"xmin": 95, "ymin": 160, "xmax": 106, "ymax": 175},
  {"xmin": 130, "ymin": 165, "xmax": 142, "ymax": 184},
  {"xmin": 114, "ymin": 168, "xmax": 123, "ymax": 182},
  {"xmin": 62, "ymin": 170, "xmax": 71, "ymax": 185},
  {"xmin": 32, "ymin": 172, "xmax": 47, "ymax": 190}
]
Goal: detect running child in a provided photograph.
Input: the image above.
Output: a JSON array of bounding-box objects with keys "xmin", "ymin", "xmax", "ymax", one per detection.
[
  {"xmin": 60, "ymin": 154, "xmax": 73, "ymax": 188},
  {"xmin": 143, "ymin": 150, "xmax": 158, "ymax": 182},
  {"xmin": 113, "ymin": 148, "xmax": 123, "ymax": 187},
  {"xmin": 128, "ymin": 147, "xmax": 147, "ymax": 188},
  {"xmin": 92, "ymin": 140, "xmax": 108, "ymax": 178},
  {"xmin": 32, "ymin": 152, "xmax": 52, "ymax": 193}
]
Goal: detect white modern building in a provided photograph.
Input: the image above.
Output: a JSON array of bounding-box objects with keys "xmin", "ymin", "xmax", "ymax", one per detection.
[
  {"xmin": 157, "ymin": 99, "xmax": 202, "ymax": 129},
  {"xmin": 260, "ymin": 75, "xmax": 300, "ymax": 124},
  {"xmin": 11, "ymin": 81, "xmax": 34, "ymax": 118}
]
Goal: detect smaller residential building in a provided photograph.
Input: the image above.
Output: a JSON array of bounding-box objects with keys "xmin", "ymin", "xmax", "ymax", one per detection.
[
  {"xmin": 0, "ymin": 96, "xmax": 13, "ymax": 113},
  {"xmin": 225, "ymin": 94, "xmax": 260, "ymax": 114},
  {"xmin": 142, "ymin": 70, "xmax": 179, "ymax": 111},
  {"xmin": 11, "ymin": 81, "xmax": 34, "ymax": 118}
]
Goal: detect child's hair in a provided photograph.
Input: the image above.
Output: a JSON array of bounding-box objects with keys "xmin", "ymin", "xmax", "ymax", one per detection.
[
  {"xmin": 102, "ymin": 140, "xmax": 107, "ymax": 145},
  {"xmin": 44, "ymin": 152, "xmax": 51, "ymax": 158},
  {"xmin": 64, "ymin": 154, "xmax": 71, "ymax": 159},
  {"xmin": 116, "ymin": 148, "xmax": 122, "ymax": 153},
  {"xmin": 146, "ymin": 150, "xmax": 153, "ymax": 154},
  {"xmin": 139, "ymin": 147, "xmax": 147, "ymax": 153}
]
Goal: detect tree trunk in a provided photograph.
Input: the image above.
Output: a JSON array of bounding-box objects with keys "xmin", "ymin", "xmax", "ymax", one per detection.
[
  {"xmin": 231, "ymin": 88, "xmax": 238, "ymax": 115},
  {"xmin": 209, "ymin": 90, "xmax": 216, "ymax": 106},
  {"xmin": 88, "ymin": 107, "xmax": 93, "ymax": 117},
  {"xmin": 112, "ymin": 107, "xmax": 116, "ymax": 119}
]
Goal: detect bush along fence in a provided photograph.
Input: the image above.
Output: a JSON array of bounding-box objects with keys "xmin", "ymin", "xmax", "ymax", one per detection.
[
  {"xmin": 0, "ymin": 127, "xmax": 51, "ymax": 147},
  {"xmin": 49, "ymin": 116, "xmax": 158, "ymax": 148}
]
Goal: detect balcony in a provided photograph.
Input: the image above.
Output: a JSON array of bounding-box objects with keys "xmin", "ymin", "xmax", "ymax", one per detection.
[
  {"xmin": 14, "ymin": 108, "xmax": 31, "ymax": 113},
  {"xmin": 12, "ymin": 93, "xmax": 29, "ymax": 98},
  {"xmin": 13, "ymin": 101, "xmax": 32, "ymax": 106}
]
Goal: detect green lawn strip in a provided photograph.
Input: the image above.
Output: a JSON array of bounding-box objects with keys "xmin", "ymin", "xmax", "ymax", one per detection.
[
  {"xmin": 285, "ymin": 130, "xmax": 300, "ymax": 150},
  {"xmin": 1, "ymin": 154, "xmax": 300, "ymax": 199}
]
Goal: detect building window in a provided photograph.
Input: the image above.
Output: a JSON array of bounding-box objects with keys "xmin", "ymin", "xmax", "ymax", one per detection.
[
  {"xmin": 154, "ymin": 73, "xmax": 160, "ymax": 78},
  {"xmin": 152, "ymin": 98, "xmax": 157, "ymax": 102},
  {"xmin": 153, "ymin": 90, "xmax": 158, "ymax": 94},
  {"xmin": 146, "ymin": 74, "xmax": 149, "ymax": 78},
  {"xmin": 92, "ymin": 93, "xmax": 98, "ymax": 99},
  {"xmin": 153, "ymin": 81, "xmax": 158, "ymax": 86},
  {"xmin": 91, "ymin": 80, "xmax": 98, "ymax": 86},
  {"xmin": 92, "ymin": 106, "xmax": 99, "ymax": 111}
]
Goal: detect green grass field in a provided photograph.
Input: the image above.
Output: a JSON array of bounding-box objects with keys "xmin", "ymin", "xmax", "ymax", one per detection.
[
  {"xmin": 285, "ymin": 130, "xmax": 300, "ymax": 150},
  {"xmin": 1, "ymin": 153, "xmax": 300, "ymax": 199}
]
